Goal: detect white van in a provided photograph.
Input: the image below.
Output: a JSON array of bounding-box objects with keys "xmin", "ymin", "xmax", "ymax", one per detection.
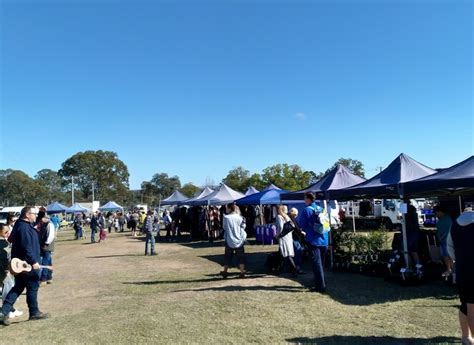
[{"xmin": 0, "ymin": 206, "xmax": 24, "ymax": 224}]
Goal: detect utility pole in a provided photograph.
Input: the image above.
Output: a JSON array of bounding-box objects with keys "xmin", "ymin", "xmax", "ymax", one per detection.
[
  {"xmin": 71, "ymin": 176, "xmax": 75, "ymax": 205},
  {"xmin": 92, "ymin": 182, "xmax": 95, "ymax": 202}
]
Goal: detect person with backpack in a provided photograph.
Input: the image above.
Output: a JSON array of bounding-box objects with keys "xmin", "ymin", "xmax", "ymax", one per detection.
[
  {"xmin": 73, "ymin": 214, "xmax": 84, "ymax": 240},
  {"xmin": 39, "ymin": 216, "xmax": 55, "ymax": 284},
  {"xmin": 299, "ymin": 192, "xmax": 329, "ymax": 293}
]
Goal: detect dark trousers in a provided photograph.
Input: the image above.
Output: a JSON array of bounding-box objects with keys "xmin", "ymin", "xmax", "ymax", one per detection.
[
  {"xmin": 310, "ymin": 246, "xmax": 327, "ymax": 290},
  {"xmin": 293, "ymin": 240, "xmax": 303, "ymax": 268},
  {"xmin": 75, "ymin": 227, "xmax": 83, "ymax": 239},
  {"xmin": 40, "ymin": 251, "xmax": 53, "ymax": 282},
  {"xmin": 2, "ymin": 270, "xmax": 40, "ymax": 317},
  {"xmin": 91, "ymin": 229, "xmax": 97, "ymax": 243}
]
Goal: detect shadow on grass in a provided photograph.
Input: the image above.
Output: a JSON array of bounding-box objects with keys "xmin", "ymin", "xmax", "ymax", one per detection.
[
  {"xmin": 286, "ymin": 335, "xmax": 461, "ymax": 344},
  {"xmin": 86, "ymin": 254, "xmax": 141, "ymax": 258},
  {"xmin": 123, "ymin": 277, "xmax": 224, "ymax": 285},
  {"xmin": 174, "ymin": 284, "xmax": 306, "ymax": 293},
  {"xmin": 322, "ymin": 272, "xmax": 458, "ymax": 306}
]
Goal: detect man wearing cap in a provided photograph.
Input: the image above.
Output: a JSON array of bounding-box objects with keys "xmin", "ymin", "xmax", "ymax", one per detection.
[{"xmin": 299, "ymin": 192, "xmax": 329, "ymax": 293}]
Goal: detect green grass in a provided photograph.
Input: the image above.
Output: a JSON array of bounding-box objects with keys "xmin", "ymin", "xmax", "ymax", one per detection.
[{"xmin": 1, "ymin": 228, "xmax": 462, "ymax": 344}]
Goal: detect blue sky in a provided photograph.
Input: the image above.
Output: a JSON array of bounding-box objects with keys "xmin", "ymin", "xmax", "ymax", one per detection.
[{"xmin": 0, "ymin": 0, "xmax": 472, "ymax": 189}]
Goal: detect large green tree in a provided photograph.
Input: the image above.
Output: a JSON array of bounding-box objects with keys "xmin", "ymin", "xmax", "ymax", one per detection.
[
  {"xmin": 261, "ymin": 164, "xmax": 313, "ymax": 191},
  {"xmin": 140, "ymin": 173, "xmax": 181, "ymax": 206},
  {"xmin": 58, "ymin": 150, "xmax": 130, "ymax": 203},
  {"xmin": 325, "ymin": 158, "xmax": 365, "ymax": 178},
  {"xmin": 35, "ymin": 169, "xmax": 67, "ymax": 204},
  {"xmin": 222, "ymin": 167, "xmax": 252, "ymax": 192},
  {"xmin": 0, "ymin": 170, "xmax": 47, "ymax": 205},
  {"xmin": 180, "ymin": 183, "xmax": 200, "ymax": 198}
]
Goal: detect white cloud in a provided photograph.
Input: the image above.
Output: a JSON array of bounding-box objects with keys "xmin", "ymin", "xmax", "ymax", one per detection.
[{"xmin": 294, "ymin": 112, "xmax": 307, "ymax": 120}]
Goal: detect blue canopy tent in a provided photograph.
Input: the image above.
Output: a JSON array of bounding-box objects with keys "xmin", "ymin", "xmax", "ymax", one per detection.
[
  {"xmin": 330, "ymin": 153, "xmax": 437, "ymax": 268},
  {"xmin": 403, "ymin": 156, "xmax": 474, "ymax": 197},
  {"xmin": 281, "ymin": 164, "xmax": 366, "ymax": 201},
  {"xmin": 262, "ymin": 184, "xmax": 281, "ymax": 192},
  {"xmin": 330, "ymin": 154, "xmax": 436, "ymax": 200},
  {"xmin": 244, "ymin": 186, "xmax": 260, "ymax": 196},
  {"xmin": 161, "ymin": 191, "xmax": 189, "ymax": 206},
  {"xmin": 191, "ymin": 184, "xmax": 244, "ymax": 206},
  {"xmin": 66, "ymin": 203, "xmax": 91, "ymax": 213},
  {"xmin": 99, "ymin": 201, "xmax": 123, "ymax": 212},
  {"xmin": 46, "ymin": 201, "xmax": 68, "ymax": 214},
  {"xmin": 182, "ymin": 187, "xmax": 214, "ymax": 205},
  {"xmin": 236, "ymin": 185, "xmax": 287, "ymax": 205}
]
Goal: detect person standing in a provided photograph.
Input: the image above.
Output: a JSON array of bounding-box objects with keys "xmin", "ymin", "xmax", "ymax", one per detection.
[
  {"xmin": 220, "ymin": 204, "xmax": 247, "ymax": 279},
  {"xmin": 449, "ymin": 209, "xmax": 474, "ymax": 345},
  {"xmin": 90, "ymin": 212, "xmax": 99, "ymax": 243},
  {"xmin": 144, "ymin": 211, "xmax": 157, "ymax": 256},
  {"xmin": 1, "ymin": 224, "xmax": 24, "ymax": 320},
  {"xmin": 299, "ymin": 192, "xmax": 328, "ymax": 293},
  {"xmin": 433, "ymin": 205, "xmax": 453, "ymax": 277},
  {"xmin": 39, "ymin": 216, "xmax": 55, "ymax": 284},
  {"xmin": 275, "ymin": 205, "xmax": 296, "ymax": 275},
  {"xmin": 98, "ymin": 212, "xmax": 107, "ymax": 243},
  {"xmin": 51, "ymin": 214, "xmax": 61, "ymax": 232},
  {"xmin": 1, "ymin": 206, "xmax": 49, "ymax": 326},
  {"xmin": 73, "ymin": 214, "xmax": 84, "ymax": 240},
  {"xmin": 119, "ymin": 213, "xmax": 126, "ymax": 233},
  {"xmin": 130, "ymin": 211, "xmax": 139, "ymax": 237},
  {"xmin": 404, "ymin": 200, "xmax": 421, "ymax": 268}
]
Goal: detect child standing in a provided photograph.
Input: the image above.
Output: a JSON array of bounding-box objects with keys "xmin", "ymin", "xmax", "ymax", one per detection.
[{"xmin": 0, "ymin": 224, "xmax": 23, "ymax": 319}]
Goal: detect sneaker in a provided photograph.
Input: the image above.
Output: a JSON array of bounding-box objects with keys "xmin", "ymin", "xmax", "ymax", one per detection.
[
  {"xmin": 1, "ymin": 313, "xmax": 11, "ymax": 326},
  {"xmin": 220, "ymin": 271, "xmax": 228, "ymax": 279},
  {"xmin": 8, "ymin": 309, "xmax": 24, "ymax": 319},
  {"xmin": 29, "ymin": 312, "xmax": 49, "ymax": 321},
  {"xmin": 442, "ymin": 270, "xmax": 452, "ymax": 278},
  {"xmin": 310, "ymin": 287, "xmax": 327, "ymax": 294}
]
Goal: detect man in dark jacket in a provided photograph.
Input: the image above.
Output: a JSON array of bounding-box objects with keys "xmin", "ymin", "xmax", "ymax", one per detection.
[
  {"xmin": 1, "ymin": 206, "xmax": 49, "ymax": 326},
  {"xmin": 450, "ymin": 209, "xmax": 474, "ymax": 345}
]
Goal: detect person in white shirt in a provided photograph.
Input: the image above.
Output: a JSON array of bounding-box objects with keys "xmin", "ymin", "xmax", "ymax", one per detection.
[
  {"xmin": 40, "ymin": 216, "xmax": 56, "ymax": 284},
  {"xmin": 220, "ymin": 204, "xmax": 247, "ymax": 279}
]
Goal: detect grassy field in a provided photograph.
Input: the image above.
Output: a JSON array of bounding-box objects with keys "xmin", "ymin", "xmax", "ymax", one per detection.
[{"xmin": 1, "ymin": 227, "xmax": 462, "ymax": 344}]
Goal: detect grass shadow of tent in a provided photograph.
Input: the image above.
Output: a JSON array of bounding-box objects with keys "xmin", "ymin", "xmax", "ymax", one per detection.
[
  {"xmin": 286, "ymin": 335, "xmax": 460, "ymax": 345},
  {"xmin": 320, "ymin": 272, "xmax": 458, "ymax": 307}
]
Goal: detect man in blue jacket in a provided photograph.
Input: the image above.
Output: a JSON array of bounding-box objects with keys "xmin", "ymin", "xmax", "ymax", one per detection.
[
  {"xmin": 1, "ymin": 206, "xmax": 49, "ymax": 326},
  {"xmin": 299, "ymin": 192, "xmax": 329, "ymax": 293}
]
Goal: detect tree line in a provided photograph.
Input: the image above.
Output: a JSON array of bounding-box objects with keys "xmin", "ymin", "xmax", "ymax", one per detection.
[{"xmin": 0, "ymin": 150, "xmax": 364, "ymax": 207}]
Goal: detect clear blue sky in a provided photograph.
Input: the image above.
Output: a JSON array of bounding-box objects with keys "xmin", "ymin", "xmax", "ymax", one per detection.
[{"xmin": 1, "ymin": 0, "xmax": 472, "ymax": 190}]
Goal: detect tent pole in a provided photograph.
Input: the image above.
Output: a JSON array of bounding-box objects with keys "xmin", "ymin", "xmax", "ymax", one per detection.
[
  {"xmin": 459, "ymin": 195, "xmax": 463, "ymax": 214},
  {"xmin": 401, "ymin": 209, "xmax": 410, "ymax": 270},
  {"xmin": 352, "ymin": 201, "xmax": 356, "ymax": 233},
  {"xmin": 325, "ymin": 198, "xmax": 334, "ymax": 269}
]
